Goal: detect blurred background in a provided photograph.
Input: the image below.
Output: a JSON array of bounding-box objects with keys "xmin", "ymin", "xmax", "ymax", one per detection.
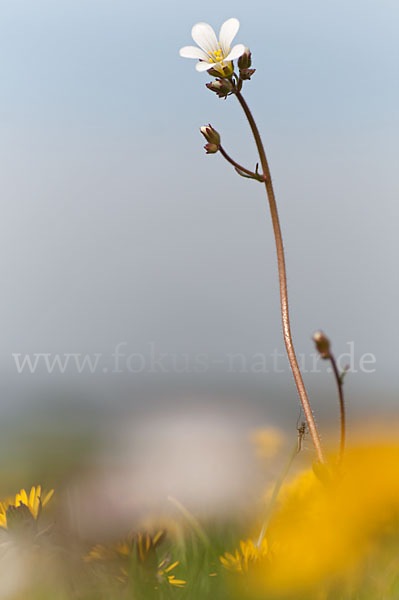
[{"xmin": 0, "ymin": 0, "xmax": 398, "ymax": 516}]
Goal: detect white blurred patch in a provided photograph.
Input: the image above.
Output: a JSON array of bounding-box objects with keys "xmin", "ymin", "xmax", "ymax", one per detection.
[
  {"xmin": 0, "ymin": 541, "xmax": 27, "ymax": 599},
  {"xmin": 68, "ymin": 408, "xmax": 271, "ymax": 540}
]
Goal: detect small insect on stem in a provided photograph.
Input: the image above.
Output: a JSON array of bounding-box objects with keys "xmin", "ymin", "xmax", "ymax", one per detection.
[{"xmin": 296, "ymin": 421, "xmax": 307, "ymax": 454}]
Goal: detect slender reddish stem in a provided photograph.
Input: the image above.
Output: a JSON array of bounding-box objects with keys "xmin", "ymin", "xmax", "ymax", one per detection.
[
  {"xmin": 329, "ymin": 354, "xmax": 346, "ymax": 464},
  {"xmin": 235, "ymin": 90, "xmax": 325, "ymax": 464}
]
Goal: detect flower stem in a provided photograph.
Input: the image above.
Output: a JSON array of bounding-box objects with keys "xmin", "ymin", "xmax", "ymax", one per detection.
[
  {"xmin": 219, "ymin": 145, "xmax": 265, "ymax": 181},
  {"xmin": 234, "ymin": 90, "xmax": 325, "ymax": 464},
  {"xmin": 167, "ymin": 495, "xmax": 210, "ymax": 547},
  {"xmin": 328, "ymin": 354, "xmax": 346, "ymax": 464}
]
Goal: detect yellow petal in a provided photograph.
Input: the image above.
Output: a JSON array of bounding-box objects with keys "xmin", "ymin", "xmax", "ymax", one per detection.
[
  {"xmin": 168, "ymin": 576, "xmax": 186, "ymax": 587},
  {"xmin": 164, "ymin": 561, "xmax": 179, "ymax": 573},
  {"xmin": 29, "ymin": 487, "xmax": 36, "ymax": 507},
  {"xmin": 153, "ymin": 530, "xmax": 163, "ymax": 545},
  {"xmin": 20, "ymin": 489, "xmax": 28, "ymax": 505},
  {"xmin": 42, "ymin": 489, "xmax": 54, "ymax": 508}
]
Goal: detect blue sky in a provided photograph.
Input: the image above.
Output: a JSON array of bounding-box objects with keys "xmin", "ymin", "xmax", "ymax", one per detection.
[{"xmin": 0, "ymin": 0, "xmax": 398, "ymax": 419}]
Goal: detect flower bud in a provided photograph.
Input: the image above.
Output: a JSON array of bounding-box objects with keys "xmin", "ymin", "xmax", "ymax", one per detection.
[
  {"xmin": 204, "ymin": 143, "xmax": 219, "ymax": 154},
  {"xmin": 312, "ymin": 331, "xmax": 331, "ymax": 359},
  {"xmin": 206, "ymin": 78, "xmax": 234, "ymax": 98},
  {"xmin": 240, "ymin": 68, "xmax": 256, "ymax": 81},
  {"xmin": 238, "ymin": 47, "xmax": 252, "ymax": 70},
  {"xmin": 200, "ymin": 124, "xmax": 220, "ymax": 146}
]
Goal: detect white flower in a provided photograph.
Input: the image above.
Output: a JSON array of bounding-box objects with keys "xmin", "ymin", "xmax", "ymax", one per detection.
[{"xmin": 179, "ymin": 18, "xmax": 246, "ymax": 74}]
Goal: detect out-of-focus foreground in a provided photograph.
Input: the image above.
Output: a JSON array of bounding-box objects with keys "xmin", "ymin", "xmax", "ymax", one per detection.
[{"xmin": 1, "ymin": 420, "xmax": 399, "ymax": 600}]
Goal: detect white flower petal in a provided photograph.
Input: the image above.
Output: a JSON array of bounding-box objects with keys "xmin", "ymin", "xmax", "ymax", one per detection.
[
  {"xmin": 179, "ymin": 46, "xmax": 209, "ymax": 60},
  {"xmin": 195, "ymin": 60, "xmax": 213, "ymax": 72},
  {"xmin": 219, "ymin": 18, "xmax": 240, "ymax": 56},
  {"xmin": 191, "ymin": 22, "xmax": 218, "ymax": 54},
  {"xmin": 224, "ymin": 43, "xmax": 246, "ymax": 62}
]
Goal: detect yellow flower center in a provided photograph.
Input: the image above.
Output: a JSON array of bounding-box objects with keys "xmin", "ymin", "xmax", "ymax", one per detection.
[{"xmin": 208, "ymin": 45, "xmax": 228, "ymax": 63}]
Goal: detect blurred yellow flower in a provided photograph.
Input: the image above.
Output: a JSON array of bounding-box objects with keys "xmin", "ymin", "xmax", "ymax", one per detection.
[
  {"xmin": 220, "ymin": 538, "xmax": 268, "ymax": 574},
  {"xmin": 0, "ymin": 486, "xmax": 54, "ymax": 530},
  {"xmin": 136, "ymin": 530, "xmax": 164, "ymax": 563},
  {"xmin": 85, "ymin": 530, "xmax": 165, "ymax": 564},
  {"xmin": 251, "ymin": 444, "xmax": 399, "ymax": 597},
  {"xmin": 84, "ymin": 540, "xmax": 133, "ymax": 563},
  {"xmin": 157, "ymin": 557, "xmax": 186, "ymax": 588},
  {"xmin": 85, "ymin": 530, "xmax": 186, "ymax": 588}
]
